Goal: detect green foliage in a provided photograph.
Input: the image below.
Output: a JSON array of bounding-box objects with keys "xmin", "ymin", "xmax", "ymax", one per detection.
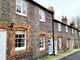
[
  {"xmin": 0, "ymin": 18, "xmax": 4, "ymax": 23},
  {"xmin": 58, "ymin": 48, "xmax": 69, "ymax": 54},
  {"xmin": 9, "ymin": 56, "xmax": 15, "ymax": 60}
]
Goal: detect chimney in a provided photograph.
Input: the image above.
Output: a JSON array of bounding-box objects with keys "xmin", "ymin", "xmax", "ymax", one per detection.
[
  {"xmin": 70, "ymin": 21, "xmax": 75, "ymax": 27},
  {"xmin": 62, "ymin": 16, "xmax": 67, "ymax": 24},
  {"xmin": 48, "ymin": 4, "xmax": 54, "ymax": 12}
]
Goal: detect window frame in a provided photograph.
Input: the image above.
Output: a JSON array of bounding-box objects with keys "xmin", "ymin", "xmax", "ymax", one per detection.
[
  {"xmin": 72, "ymin": 28, "xmax": 74, "ymax": 34},
  {"xmin": 39, "ymin": 9, "xmax": 45, "ymax": 22},
  {"xmin": 39, "ymin": 35, "xmax": 45, "ymax": 51},
  {"xmin": 66, "ymin": 26, "xmax": 68, "ymax": 32},
  {"xmin": 15, "ymin": 28, "xmax": 26, "ymax": 51},
  {"xmin": 16, "ymin": 0, "xmax": 27, "ymax": 16},
  {"xmin": 58, "ymin": 23, "xmax": 61, "ymax": 31}
]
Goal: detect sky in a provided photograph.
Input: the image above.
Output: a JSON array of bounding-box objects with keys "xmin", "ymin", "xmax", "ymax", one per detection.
[{"xmin": 33, "ymin": 0, "xmax": 80, "ymax": 23}]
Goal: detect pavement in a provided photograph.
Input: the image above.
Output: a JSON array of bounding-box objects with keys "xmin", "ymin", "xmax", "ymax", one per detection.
[
  {"xmin": 61, "ymin": 51, "xmax": 80, "ymax": 60},
  {"xmin": 46, "ymin": 49, "xmax": 80, "ymax": 60}
]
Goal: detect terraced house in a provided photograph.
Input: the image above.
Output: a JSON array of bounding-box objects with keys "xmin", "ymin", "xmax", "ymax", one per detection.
[
  {"xmin": 54, "ymin": 16, "xmax": 80, "ymax": 53},
  {"xmin": 0, "ymin": 0, "xmax": 53, "ymax": 60},
  {"xmin": 0, "ymin": 0, "xmax": 80, "ymax": 60}
]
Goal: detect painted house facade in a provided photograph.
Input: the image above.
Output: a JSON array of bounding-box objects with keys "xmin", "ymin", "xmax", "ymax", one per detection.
[{"xmin": 0, "ymin": 0, "xmax": 80, "ymax": 60}]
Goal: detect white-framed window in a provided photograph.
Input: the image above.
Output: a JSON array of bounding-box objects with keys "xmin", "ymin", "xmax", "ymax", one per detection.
[
  {"xmin": 16, "ymin": 0, "xmax": 27, "ymax": 16},
  {"xmin": 39, "ymin": 9, "xmax": 45, "ymax": 22},
  {"xmin": 15, "ymin": 28, "xmax": 26, "ymax": 51},
  {"xmin": 75, "ymin": 30, "xmax": 77, "ymax": 34},
  {"xmin": 79, "ymin": 32, "xmax": 80, "ymax": 36},
  {"xmin": 59, "ymin": 38, "xmax": 62, "ymax": 49},
  {"xmin": 39, "ymin": 35, "xmax": 45, "ymax": 50},
  {"xmin": 58, "ymin": 23, "xmax": 61, "ymax": 31},
  {"xmin": 72, "ymin": 29, "xmax": 74, "ymax": 34},
  {"xmin": 66, "ymin": 26, "xmax": 68, "ymax": 32}
]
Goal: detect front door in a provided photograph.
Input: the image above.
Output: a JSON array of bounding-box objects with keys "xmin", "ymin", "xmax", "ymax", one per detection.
[
  {"xmin": 0, "ymin": 29, "xmax": 7, "ymax": 60},
  {"xmin": 54, "ymin": 38, "xmax": 58, "ymax": 54},
  {"xmin": 48, "ymin": 37, "xmax": 53, "ymax": 55}
]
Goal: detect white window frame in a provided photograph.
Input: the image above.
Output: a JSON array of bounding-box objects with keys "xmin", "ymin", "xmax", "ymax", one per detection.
[
  {"xmin": 40, "ymin": 35, "xmax": 45, "ymax": 51},
  {"xmin": 16, "ymin": 0, "xmax": 27, "ymax": 16},
  {"xmin": 72, "ymin": 29, "xmax": 74, "ymax": 34},
  {"xmin": 39, "ymin": 9, "xmax": 45, "ymax": 22},
  {"xmin": 66, "ymin": 26, "xmax": 68, "ymax": 32},
  {"xmin": 75, "ymin": 30, "xmax": 77, "ymax": 34},
  {"xmin": 15, "ymin": 28, "xmax": 26, "ymax": 51},
  {"xmin": 58, "ymin": 23, "xmax": 61, "ymax": 31},
  {"xmin": 79, "ymin": 32, "xmax": 80, "ymax": 36}
]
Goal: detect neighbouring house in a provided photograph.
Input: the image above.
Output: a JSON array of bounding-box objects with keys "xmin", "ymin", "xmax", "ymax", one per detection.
[
  {"xmin": 0, "ymin": 0, "xmax": 80, "ymax": 60},
  {"xmin": 54, "ymin": 16, "xmax": 80, "ymax": 52}
]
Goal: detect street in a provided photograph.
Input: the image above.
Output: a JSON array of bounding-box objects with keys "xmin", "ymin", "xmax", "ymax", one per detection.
[{"xmin": 60, "ymin": 51, "xmax": 80, "ymax": 60}]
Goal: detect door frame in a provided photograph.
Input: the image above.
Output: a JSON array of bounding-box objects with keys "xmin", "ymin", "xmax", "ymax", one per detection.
[
  {"xmin": 48, "ymin": 37, "xmax": 53, "ymax": 55},
  {"xmin": 0, "ymin": 29, "xmax": 7, "ymax": 60}
]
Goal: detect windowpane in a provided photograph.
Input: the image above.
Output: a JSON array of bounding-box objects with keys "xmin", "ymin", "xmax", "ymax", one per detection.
[
  {"xmin": 16, "ymin": 35, "xmax": 18, "ymax": 38},
  {"xmin": 17, "ymin": 0, "xmax": 21, "ymax": 4},
  {"xmin": 22, "ymin": 0, "xmax": 27, "ymax": 14},
  {"xmin": 18, "ymin": 43, "xmax": 22, "ymax": 47},
  {"xmin": 21, "ymin": 43, "xmax": 24, "ymax": 47},
  {"xmin": 17, "ymin": 4, "xmax": 21, "ymax": 13}
]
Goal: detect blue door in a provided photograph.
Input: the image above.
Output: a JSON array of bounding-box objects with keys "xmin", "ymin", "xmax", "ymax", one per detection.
[{"xmin": 48, "ymin": 38, "xmax": 53, "ymax": 55}]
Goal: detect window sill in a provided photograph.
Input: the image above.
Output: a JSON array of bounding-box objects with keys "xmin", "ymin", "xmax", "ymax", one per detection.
[
  {"xmin": 40, "ymin": 48, "xmax": 45, "ymax": 51},
  {"xmin": 15, "ymin": 47, "xmax": 26, "ymax": 51},
  {"xmin": 39, "ymin": 19, "xmax": 45, "ymax": 22},
  {"xmin": 16, "ymin": 12, "xmax": 27, "ymax": 17}
]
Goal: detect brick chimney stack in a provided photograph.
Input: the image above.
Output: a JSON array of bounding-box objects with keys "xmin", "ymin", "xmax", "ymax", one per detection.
[{"xmin": 62, "ymin": 16, "xmax": 67, "ymax": 24}]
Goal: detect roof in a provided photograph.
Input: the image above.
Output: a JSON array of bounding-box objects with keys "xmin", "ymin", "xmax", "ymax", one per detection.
[
  {"xmin": 53, "ymin": 19, "xmax": 80, "ymax": 32},
  {"xmin": 27, "ymin": 0, "xmax": 54, "ymax": 14}
]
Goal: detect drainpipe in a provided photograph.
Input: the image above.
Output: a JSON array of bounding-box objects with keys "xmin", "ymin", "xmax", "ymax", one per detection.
[
  {"xmin": 51, "ymin": 13, "xmax": 55, "ymax": 55},
  {"xmin": 48, "ymin": 5, "xmax": 55, "ymax": 55}
]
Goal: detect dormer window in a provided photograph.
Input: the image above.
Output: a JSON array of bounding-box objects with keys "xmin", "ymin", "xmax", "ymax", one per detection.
[
  {"xmin": 39, "ymin": 9, "xmax": 45, "ymax": 22},
  {"xmin": 16, "ymin": 0, "xmax": 27, "ymax": 16}
]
